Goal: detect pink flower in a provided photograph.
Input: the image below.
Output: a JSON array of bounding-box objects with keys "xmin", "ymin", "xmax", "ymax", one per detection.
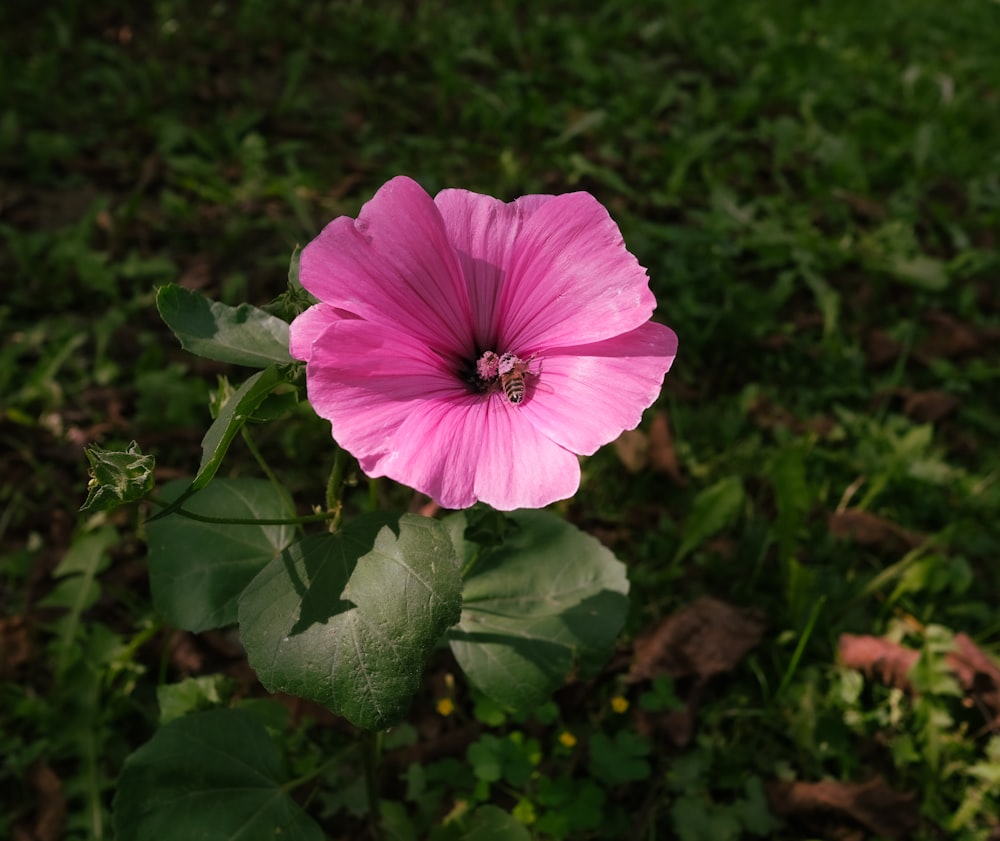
[{"xmin": 289, "ymin": 176, "xmax": 678, "ymax": 511}]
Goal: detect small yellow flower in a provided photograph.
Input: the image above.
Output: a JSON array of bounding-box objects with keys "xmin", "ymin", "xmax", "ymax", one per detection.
[
  {"xmin": 436, "ymin": 697, "xmax": 455, "ymax": 717},
  {"xmin": 611, "ymin": 695, "xmax": 630, "ymax": 714},
  {"xmin": 558, "ymin": 731, "xmax": 577, "ymax": 749}
]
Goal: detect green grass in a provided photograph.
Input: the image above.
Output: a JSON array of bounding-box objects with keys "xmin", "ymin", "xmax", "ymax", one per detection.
[{"xmin": 2, "ymin": 0, "xmax": 1000, "ymax": 838}]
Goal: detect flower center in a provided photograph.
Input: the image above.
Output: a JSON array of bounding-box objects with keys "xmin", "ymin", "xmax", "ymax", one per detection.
[{"xmin": 472, "ymin": 350, "xmax": 535, "ymax": 405}]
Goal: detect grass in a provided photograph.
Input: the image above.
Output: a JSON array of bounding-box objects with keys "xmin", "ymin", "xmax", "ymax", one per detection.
[{"xmin": 2, "ymin": 0, "xmax": 999, "ymax": 839}]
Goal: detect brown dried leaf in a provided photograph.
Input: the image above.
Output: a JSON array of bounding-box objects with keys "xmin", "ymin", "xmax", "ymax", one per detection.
[
  {"xmin": 613, "ymin": 428, "xmax": 649, "ymax": 473},
  {"xmin": 828, "ymin": 509, "xmax": 923, "ymax": 553},
  {"xmin": 415, "ymin": 498, "xmax": 441, "ymax": 518},
  {"xmin": 767, "ymin": 777, "xmax": 918, "ymax": 840},
  {"xmin": 177, "ymin": 254, "xmax": 213, "ymax": 291},
  {"xmin": 748, "ymin": 393, "xmax": 798, "ymax": 432},
  {"xmin": 865, "ymin": 328, "xmax": 902, "ymax": 368},
  {"xmin": 168, "ymin": 631, "xmax": 205, "ymax": 675},
  {"xmin": 839, "ymin": 634, "xmax": 919, "ymax": 691},
  {"xmin": 948, "ymin": 633, "xmax": 1000, "ymax": 721},
  {"xmin": 634, "ymin": 693, "xmax": 699, "ymax": 748},
  {"xmin": 647, "ymin": 412, "xmax": 685, "ymax": 485},
  {"xmin": 902, "ymin": 390, "xmax": 960, "ymax": 424},
  {"xmin": 747, "ymin": 394, "xmax": 837, "ymax": 440},
  {"xmin": 804, "ymin": 414, "xmax": 838, "ymax": 438},
  {"xmin": 833, "ymin": 189, "xmax": 887, "ymax": 221},
  {"xmin": 18, "ymin": 764, "xmax": 67, "ymax": 841},
  {"xmin": 915, "ymin": 310, "xmax": 987, "ymax": 361},
  {"xmin": 628, "ymin": 596, "xmax": 765, "ymax": 683},
  {"xmin": 0, "ymin": 615, "xmax": 32, "ymax": 679},
  {"xmin": 840, "ymin": 632, "xmax": 1000, "ymax": 723}
]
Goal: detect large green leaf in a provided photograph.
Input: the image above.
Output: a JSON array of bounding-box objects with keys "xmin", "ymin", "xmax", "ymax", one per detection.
[
  {"xmin": 147, "ymin": 479, "xmax": 296, "ymax": 632},
  {"xmin": 446, "ymin": 510, "xmax": 629, "ymax": 712},
  {"xmin": 156, "ymin": 283, "xmax": 293, "ymax": 367},
  {"xmin": 113, "ymin": 708, "xmax": 323, "ymax": 841},
  {"xmin": 239, "ymin": 514, "xmax": 462, "ymax": 731}
]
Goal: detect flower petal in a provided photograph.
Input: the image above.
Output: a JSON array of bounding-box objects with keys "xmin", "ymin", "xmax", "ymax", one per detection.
[
  {"xmin": 498, "ymin": 192, "xmax": 657, "ymax": 352},
  {"xmin": 434, "ymin": 189, "xmax": 556, "ymax": 350},
  {"xmin": 390, "ymin": 396, "xmax": 582, "ymax": 510},
  {"xmin": 289, "ymin": 303, "xmax": 351, "ymax": 361},
  {"xmin": 520, "ymin": 321, "xmax": 678, "ymax": 455},
  {"xmin": 304, "ymin": 318, "xmax": 459, "ymax": 431},
  {"xmin": 300, "ymin": 176, "xmax": 475, "ymax": 357},
  {"xmin": 304, "ymin": 318, "xmax": 580, "ymax": 510}
]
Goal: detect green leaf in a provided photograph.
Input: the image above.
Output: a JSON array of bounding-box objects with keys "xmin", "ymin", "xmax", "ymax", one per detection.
[
  {"xmin": 194, "ymin": 365, "xmax": 287, "ymax": 491},
  {"xmin": 446, "ymin": 510, "xmax": 629, "ymax": 712},
  {"xmin": 770, "ymin": 445, "xmax": 809, "ymax": 565},
  {"xmin": 156, "ymin": 283, "xmax": 293, "ymax": 367},
  {"xmin": 588, "ymin": 730, "xmax": 652, "ymax": 786},
  {"xmin": 886, "ymin": 254, "xmax": 949, "ymax": 291},
  {"xmin": 238, "ymin": 514, "xmax": 462, "ymax": 731},
  {"xmin": 147, "ymin": 479, "xmax": 296, "ymax": 632},
  {"xmin": 458, "ymin": 805, "xmax": 532, "ymax": 840},
  {"xmin": 732, "ymin": 776, "xmax": 781, "ymax": 835},
  {"xmin": 81, "ymin": 440, "xmax": 155, "ymax": 512},
  {"xmin": 157, "ymin": 675, "xmax": 233, "ymax": 724},
  {"xmin": 675, "ymin": 476, "xmax": 745, "ymax": 562},
  {"xmin": 38, "ymin": 526, "xmax": 118, "ymax": 675},
  {"xmin": 113, "ymin": 708, "xmax": 323, "ymax": 841}
]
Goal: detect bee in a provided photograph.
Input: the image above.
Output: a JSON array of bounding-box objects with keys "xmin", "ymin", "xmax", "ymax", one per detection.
[{"xmin": 497, "ymin": 352, "xmax": 536, "ymax": 405}]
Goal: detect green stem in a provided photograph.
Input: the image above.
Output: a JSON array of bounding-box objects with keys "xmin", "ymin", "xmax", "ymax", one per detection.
[
  {"xmin": 775, "ymin": 596, "xmax": 825, "ymax": 700},
  {"xmin": 326, "ymin": 448, "xmax": 345, "ymax": 510},
  {"xmin": 326, "ymin": 448, "xmax": 346, "ymax": 531},
  {"xmin": 241, "ymin": 426, "xmax": 282, "ymax": 489},
  {"xmin": 146, "ymin": 495, "xmax": 337, "ymax": 526},
  {"xmin": 362, "ymin": 730, "xmax": 384, "ymax": 840},
  {"xmin": 282, "ymin": 751, "xmax": 349, "ymax": 794}
]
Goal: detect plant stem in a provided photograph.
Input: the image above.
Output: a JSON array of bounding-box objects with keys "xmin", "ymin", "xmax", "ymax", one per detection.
[
  {"xmin": 326, "ymin": 447, "xmax": 346, "ymax": 531},
  {"xmin": 241, "ymin": 426, "xmax": 282, "ymax": 489},
  {"xmin": 362, "ymin": 729, "xmax": 384, "ymax": 840},
  {"xmin": 145, "ymin": 496, "xmax": 338, "ymax": 526}
]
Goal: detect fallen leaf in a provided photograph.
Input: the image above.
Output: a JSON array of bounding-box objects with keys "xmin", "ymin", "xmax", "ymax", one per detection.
[
  {"xmin": 177, "ymin": 254, "xmax": 213, "ymax": 291},
  {"xmin": 838, "ymin": 634, "xmax": 919, "ymax": 691},
  {"xmin": 767, "ymin": 777, "xmax": 918, "ymax": 840},
  {"xmin": 168, "ymin": 631, "xmax": 205, "ymax": 675},
  {"xmin": 415, "ymin": 498, "xmax": 441, "ymax": 517},
  {"xmin": 647, "ymin": 412, "xmax": 685, "ymax": 485},
  {"xmin": 14, "ymin": 764, "xmax": 67, "ymax": 841},
  {"xmin": 628, "ymin": 596, "xmax": 765, "ymax": 683},
  {"xmin": 0, "ymin": 615, "xmax": 31, "ymax": 679},
  {"xmin": 864, "ymin": 329, "xmax": 902, "ymax": 368},
  {"xmin": 915, "ymin": 310, "xmax": 990, "ymax": 362},
  {"xmin": 747, "ymin": 394, "xmax": 837, "ymax": 440},
  {"xmin": 634, "ymin": 691, "xmax": 699, "ymax": 747},
  {"xmin": 902, "ymin": 390, "xmax": 960, "ymax": 424},
  {"xmin": 748, "ymin": 393, "xmax": 798, "ymax": 433},
  {"xmin": 613, "ymin": 428, "xmax": 649, "ymax": 473},
  {"xmin": 628, "ymin": 598, "xmax": 765, "ymax": 747},
  {"xmin": 833, "ymin": 189, "xmax": 887, "ymax": 221},
  {"xmin": 828, "ymin": 509, "xmax": 923, "ymax": 553},
  {"xmin": 947, "ymin": 633, "xmax": 1000, "ymax": 723},
  {"xmin": 839, "ymin": 632, "xmax": 1000, "ymax": 723}
]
